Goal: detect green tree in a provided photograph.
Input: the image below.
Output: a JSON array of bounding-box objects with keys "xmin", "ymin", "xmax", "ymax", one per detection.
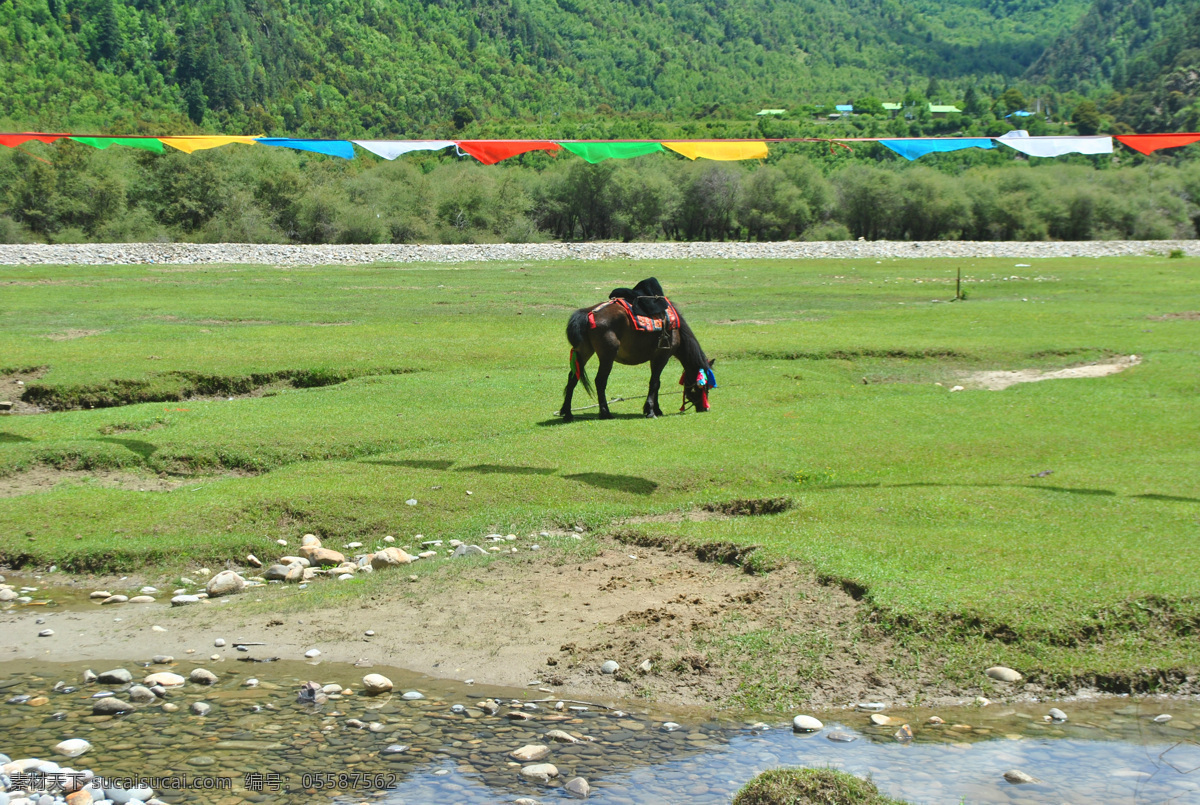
[
  {"xmin": 1072, "ymin": 99, "xmax": 1101, "ymax": 134},
  {"xmin": 963, "ymin": 86, "xmax": 987, "ymax": 116},
  {"xmin": 97, "ymin": 0, "xmax": 123, "ymax": 62},
  {"xmin": 183, "ymin": 79, "xmax": 207, "ymax": 125},
  {"xmin": 1001, "ymin": 87, "xmax": 1026, "ymax": 114}
]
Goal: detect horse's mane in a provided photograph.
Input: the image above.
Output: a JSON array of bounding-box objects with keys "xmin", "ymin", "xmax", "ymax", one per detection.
[{"xmin": 674, "ymin": 308, "xmax": 709, "ymax": 372}]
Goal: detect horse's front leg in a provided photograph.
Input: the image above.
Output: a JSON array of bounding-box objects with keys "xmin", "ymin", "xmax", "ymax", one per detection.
[
  {"xmin": 595, "ymin": 358, "xmax": 615, "ymax": 419},
  {"xmin": 645, "ymin": 352, "xmax": 670, "ymax": 418}
]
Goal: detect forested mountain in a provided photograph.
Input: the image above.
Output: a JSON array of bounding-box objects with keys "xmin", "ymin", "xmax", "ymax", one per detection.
[
  {"xmin": 1028, "ymin": 0, "xmax": 1200, "ymax": 132},
  {"xmin": 0, "ymin": 0, "xmax": 1090, "ymax": 136}
]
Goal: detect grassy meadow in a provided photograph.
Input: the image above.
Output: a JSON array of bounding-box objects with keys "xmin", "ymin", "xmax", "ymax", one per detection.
[{"xmin": 1, "ymin": 256, "xmax": 1197, "ymax": 693}]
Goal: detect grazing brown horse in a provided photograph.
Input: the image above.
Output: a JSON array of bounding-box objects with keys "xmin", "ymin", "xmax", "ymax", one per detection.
[{"xmin": 558, "ymin": 293, "xmax": 715, "ymax": 421}]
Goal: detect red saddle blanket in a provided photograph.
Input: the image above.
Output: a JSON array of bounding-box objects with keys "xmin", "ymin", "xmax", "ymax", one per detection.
[{"xmin": 588, "ymin": 298, "xmax": 680, "ymax": 332}]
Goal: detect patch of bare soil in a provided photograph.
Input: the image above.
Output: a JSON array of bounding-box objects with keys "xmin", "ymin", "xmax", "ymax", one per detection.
[
  {"xmin": 961, "ymin": 355, "xmax": 1142, "ymax": 391},
  {"xmin": 0, "ymin": 368, "xmax": 48, "ymax": 414},
  {"xmin": 1148, "ymin": 311, "xmax": 1200, "ymax": 321},
  {"xmin": 43, "ymin": 329, "xmax": 108, "ymax": 341},
  {"xmin": 0, "ymin": 536, "xmax": 952, "ymax": 711},
  {"xmin": 0, "ymin": 468, "xmax": 189, "ymax": 497}
]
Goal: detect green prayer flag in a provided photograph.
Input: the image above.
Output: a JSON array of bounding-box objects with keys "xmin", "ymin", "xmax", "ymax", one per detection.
[
  {"xmin": 559, "ymin": 141, "xmax": 664, "ymax": 163},
  {"xmin": 70, "ymin": 137, "xmax": 166, "ymax": 154}
]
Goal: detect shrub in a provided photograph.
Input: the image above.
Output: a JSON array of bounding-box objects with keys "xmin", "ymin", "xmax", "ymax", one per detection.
[{"xmin": 733, "ymin": 768, "xmax": 907, "ymax": 805}]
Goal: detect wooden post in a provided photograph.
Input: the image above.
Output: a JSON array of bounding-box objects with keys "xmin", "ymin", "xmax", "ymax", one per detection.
[{"xmin": 956, "ymin": 267, "xmax": 962, "ymax": 301}]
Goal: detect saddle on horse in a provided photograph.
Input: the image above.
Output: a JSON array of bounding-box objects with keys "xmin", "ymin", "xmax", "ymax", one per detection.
[{"xmin": 588, "ymin": 277, "xmax": 680, "ymax": 344}]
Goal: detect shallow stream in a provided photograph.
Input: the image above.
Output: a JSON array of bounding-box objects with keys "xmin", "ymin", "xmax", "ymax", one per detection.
[{"xmin": 2, "ymin": 656, "xmax": 1199, "ymax": 805}]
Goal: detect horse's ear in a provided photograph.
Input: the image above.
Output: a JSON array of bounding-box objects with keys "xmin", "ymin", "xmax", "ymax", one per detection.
[{"xmin": 708, "ymin": 358, "xmax": 716, "ymax": 367}]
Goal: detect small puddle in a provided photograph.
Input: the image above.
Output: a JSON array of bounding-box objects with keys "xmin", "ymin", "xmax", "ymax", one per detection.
[{"xmin": 1, "ymin": 659, "xmax": 1198, "ymax": 804}]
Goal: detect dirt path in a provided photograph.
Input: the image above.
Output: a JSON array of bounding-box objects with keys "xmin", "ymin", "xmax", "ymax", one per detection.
[{"xmin": 0, "ymin": 536, "xmax": 982, "ymax": 712}]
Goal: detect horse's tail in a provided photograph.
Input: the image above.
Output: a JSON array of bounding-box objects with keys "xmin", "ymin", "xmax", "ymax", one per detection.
[
  {"xmin": 569, "ymin": 347, "xmax": 593, "ymax": 396},
  {"xmin": 566, "ymin": 310, "xmax": 594, "ymax": 397}
]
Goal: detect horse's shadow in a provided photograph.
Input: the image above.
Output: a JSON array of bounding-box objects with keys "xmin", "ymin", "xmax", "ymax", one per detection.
[{"xmin": 536, "ymin": 413, "xmax": 649, "ymax": 427}]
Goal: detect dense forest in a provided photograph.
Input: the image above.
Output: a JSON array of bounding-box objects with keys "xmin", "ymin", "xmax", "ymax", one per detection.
[
  {"xmin": 4, "ymin": 0, "xmax": 1200, "ymax": 245},
  {"xmin": 0, "ymin": 0, "xmax": 1091, "ymax": 134}
]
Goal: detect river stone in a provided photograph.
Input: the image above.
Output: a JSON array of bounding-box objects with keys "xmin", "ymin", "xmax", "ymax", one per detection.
[
  {"xmin": 564, "ymin": 777, "xmax": 591, "ymax": 798},
  {"xmin": 128, "ymin": 595, "xmax": 155, "ymax": 604},
  {"xmin": 986, "ymin": 666, "xmax": 1024, "ymax": 683},
  {"xmin": 510, "ymin": 745, "xmax": 551, "ymax": 762},
  {"xmin": 305, "ymin": 649, "xmax": 321, "ymax": 659},
  {"xmin": 89, "ymin": 591, "xmax": 111, "ymax": 599},
  {"xmin": 106, "ymin": 785, "xmax": 154, "ymax": 804},
  {"xmin": 545, "ymin": 729, "xmax": 580, "ymax": 744},
  {"xmin": 520, "ymin": 763, "xmax": 559, "ymax": 782},
  {"xmin": 870, "ymin": 714, "xmax": 901, "ymax": 726},
  {"xmin": 97, "ymin": 669, "xmax": 132, "ymax": 684},
  {"xmin": 191, "ymin": 701, "xmax": 211, "ymax": 715},
  {"xmin": 38, "ymin": 629, "xmax": 54, "ymax": 636},
  {"xmin": 100, "ymin": 595, "xmax": 129, "ymax": 605},
  {"xmin": 205, "ymin": 570, "xmax": 246, "ymax": 597},
  {"xmin": 856, "ymin": 702, "xmax": 886, "ymax": 712},
  {"xmin": 92, "ymin": 698, "xmax": 134, "ymax": 715},
  {"xmin": 171, "ymin": 595, "xmax": 201, "ymax": 606},
  {"xmin": 128, "ymin": 685, "xmax": 156, "ymax": 704},
  {"xmin": 144, "ymin": 672, "xmax": 186, "ymax": 687},
  {"xmin": 1154, "ymin": 714, "xmax": 1172, "ymax": 723},
  {"xmin": 381, "ymin": 744, "xmax": 409, "ymax": 755},
  {"xmin": 53, "ymin": 739, "xmax": 92, "ymax": 758},
  {"xmin": 402, "ymin": 690, "xmax": 424, "ymax": 700},
  {"xmin": 284, "ymin": 563, "xmax": 305, "ymax": 583},
  {"xmin": 83, "ymin": 669, "xmax": 97, "ymax": 683},
  {"xmin": 362, "ymin": 674, "xmax": 393, "ymax": 694},
  {"xmin": 190, "ymin": 668, "xmax": 218, "ymax": 685},
  {"xmin": 451, "ymin": 544, "xmax": 487, "ymax": 558},
  {"xmin": 370, "ymin": 548, "xmax": 417, "ymax": 569},
  {"xmin": 1048, "ymin": 708, "xmax": 1068, "ymax": 722},
  {"xmin": 263, "ymin": 564, "xmax": 291, "ymax": 581},
  {"xmin": 792, "ymin": 715, "xmax": 823, "ymax": 732},
  {"xmin": 600, "ymin": 660, "xmax": 620, "ymax": 674},
  {"xmin": 300, "ymin": 545, "xmax": 345, "ymax": 567},
  {"xmin": 279, "ymin": 556, "xmax": 310, "ymax": 567},
  {"xmin": 1003, "ymin": 770, "xmax": 1039, "ymax": 784},
  {"xmin": 827, "ymin": 731, "xmax": 857, "ymax": 742},
  {"xmin": 301, "ymin": 533, "xmax": 321, "ymax": 547}
]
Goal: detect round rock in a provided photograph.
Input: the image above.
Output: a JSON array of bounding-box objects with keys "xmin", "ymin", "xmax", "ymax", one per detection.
[
  {"xmin": 792, "ymin": 715, "xmax": 823, "ymax": 732},
  {"xmin": 189, "ymin": 668, "xmax": 218, "ymax": 685},
  {"xmin": 205, "ymin": 570, "xmax": 246, "ymax": 597},
  {"xmin": 53, "ymin": 739, "xmax": 92, "ymax": 758},
  {"xmin": 144, "ymin": 672, "xmax": 186, "ymax": 687},
  {"xmin": 362, "ymin": 674, "xmax": 393, "ymax": 694},
  {"xmin": 97, "ymin": 669, "xmax": 133, "ymax": 685},
  {"xmin": 401, "ymin": 690, "xmax": 424, "ymax": 700},
  {"xmin": 1003, "ymin": 770, "xmax": 1039, "ymax": 784},
  {"xmin": 520, "ymin": 763, "xmax": 559, "ymax": 782},
  {"xmin": 564, "ymin": 777, "xmax": 591, "ymax": 798},
  {"xmin": 985, "ymin": 666, "xmax": 1023, "ymax": 683},
  {"xmin": 600, "ymin": 660, "xmax": 620, "ymax": 675}
]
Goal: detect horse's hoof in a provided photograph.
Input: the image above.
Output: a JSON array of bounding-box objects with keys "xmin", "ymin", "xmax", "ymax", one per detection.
[
  {"xmin": 599, "ymin": 411, "xmax": 615, "ymax": 420},
  {"xmin": 559, "ymin": 414, "xmax": 573, "ymax": 422},
  {"xmin": 644, "ymin": 411, "xmax": 657, "ymax": 419}
]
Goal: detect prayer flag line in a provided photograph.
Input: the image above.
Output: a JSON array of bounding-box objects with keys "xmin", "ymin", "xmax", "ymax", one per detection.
[{"xmin": 0, "ymin": 132, "xmax": 1194, "ymax": 162}]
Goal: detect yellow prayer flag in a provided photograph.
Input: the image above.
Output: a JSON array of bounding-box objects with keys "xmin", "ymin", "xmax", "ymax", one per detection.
[
  {"xmin": 158, "ymin": 136, "xmax": 260, "ymax": 154},
  {"xmin": 661, "ymin": 141, "xmax": 769, "ymax": 161}
]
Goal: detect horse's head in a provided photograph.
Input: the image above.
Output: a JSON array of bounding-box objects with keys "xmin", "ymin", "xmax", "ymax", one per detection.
[{"xmin": 680, "ymin": 359, "xmax": 716, "ymax": 412}]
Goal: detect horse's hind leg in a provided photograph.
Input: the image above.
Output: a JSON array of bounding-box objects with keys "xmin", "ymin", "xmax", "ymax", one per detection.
[
  {"xmin": 559, "ymin": 346, "xmax": 591, "ymax": 421},
  {"xmin": 595, "ymin": 357, "xmax": 615, "ymax": 419},
  {"xmin": 559, "ymin": 371, "xmax": 579, "ymax": 421},
  {"xmin": 644, "ymin": 351, "xmax": 670, "ymax": 418}
]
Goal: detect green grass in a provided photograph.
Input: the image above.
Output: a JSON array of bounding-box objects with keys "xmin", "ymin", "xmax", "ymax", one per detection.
[
  {"xmin": 733, "ymin": 768, "xmax": 909, "ymax": 805},
  {"xmin": 1, "ymin": 257, "xmax": 1197, "ymax": 692}
]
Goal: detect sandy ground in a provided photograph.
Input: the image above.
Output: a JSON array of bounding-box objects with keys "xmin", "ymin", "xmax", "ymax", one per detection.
[
  {"xmin": 0, "ymin": 535, "xmax": 992, "ymax": 711},
  {"xmin": 961, "ymin": 355, "xmax": 1141, "ymax": 391}
]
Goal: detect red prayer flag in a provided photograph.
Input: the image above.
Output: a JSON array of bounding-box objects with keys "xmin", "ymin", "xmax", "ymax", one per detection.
[
  {"xmin": 1115, "ymin": 133, "xmax": 1200, "ymax": 155},
  {"xmin": 455, "ymin": 140, "xmax": 561, "ymax": 164},
  {"xmin": 0, "ymin": 133, "xmax": 68, "ymax": 148}
]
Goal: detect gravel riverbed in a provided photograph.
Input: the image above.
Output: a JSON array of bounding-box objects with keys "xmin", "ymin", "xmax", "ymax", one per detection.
[{"xmin": 0, "ymin": 240, "xmax": 1197, "ymax": 266}]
